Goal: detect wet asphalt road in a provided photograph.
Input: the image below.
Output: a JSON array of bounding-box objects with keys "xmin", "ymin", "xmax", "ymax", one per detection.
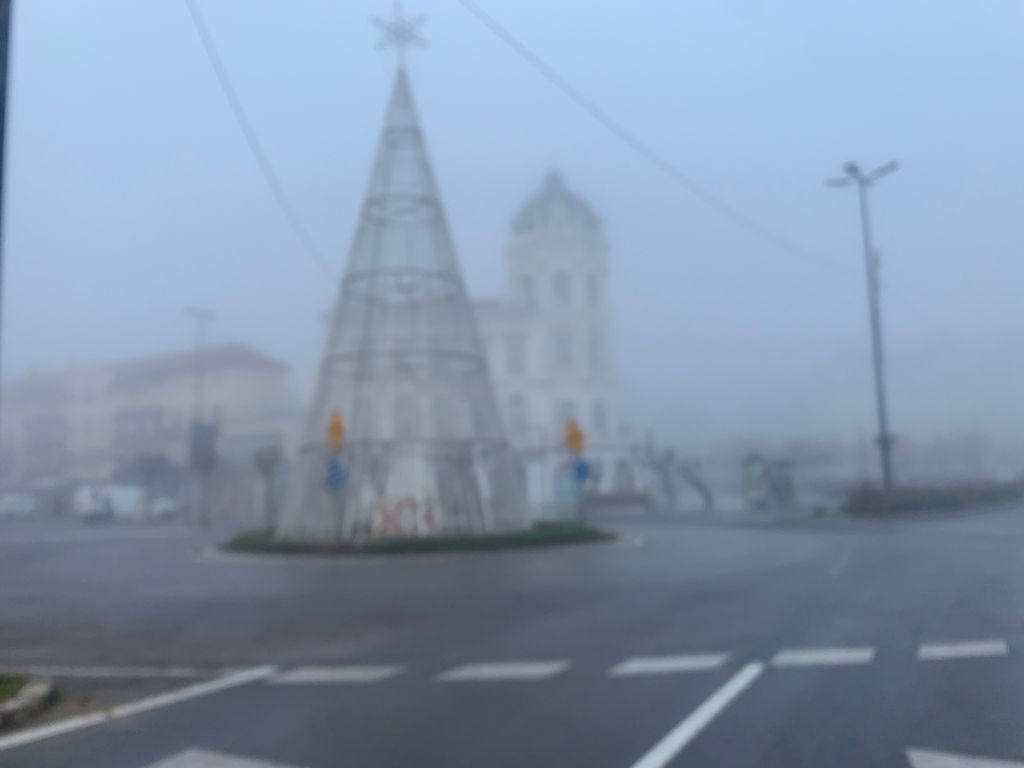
[{"xmin": 2, "ymin": 506, "xmax": 1024, "ymax": 767}]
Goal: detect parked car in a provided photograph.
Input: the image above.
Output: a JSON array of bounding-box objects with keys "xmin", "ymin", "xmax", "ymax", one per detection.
[
  {"xmin": 150, "ymin": 496, "xmax": 178, "ymax": 521},
  {"xmin": 103, "ymin": 485, "xmax": 148, "ymax": 521},
  {"xmin": 0, "ymin": 491, "xmax": 37, "ymax": 518},
  {"xmin": 73, "ymin": 485, "xmax": 114, "ymax": 522}
]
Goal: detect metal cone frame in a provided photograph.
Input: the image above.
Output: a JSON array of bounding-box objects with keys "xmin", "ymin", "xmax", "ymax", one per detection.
[{"xmin": 278, "ymin": 69, "xmax": 527, "ymax": 541}]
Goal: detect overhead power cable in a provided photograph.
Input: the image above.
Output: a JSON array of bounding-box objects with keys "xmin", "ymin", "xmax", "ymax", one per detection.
[
  {"xmin": 184, "ymin": 0, "xmax": 335, "ymax": 280},
  {"xmin": 457, "ymin": 0, "xmax": 845, "ymax": 272}
]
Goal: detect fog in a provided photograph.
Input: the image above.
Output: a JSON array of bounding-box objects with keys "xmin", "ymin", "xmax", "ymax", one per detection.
[{"xmin": 3, "ymin": 0, "xmax": 1023, "ymax": 457}]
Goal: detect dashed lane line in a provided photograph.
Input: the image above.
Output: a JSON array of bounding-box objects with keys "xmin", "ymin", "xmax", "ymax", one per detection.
[
  {"xmin": 771, "ymin": 646, "xmax": 876, "ymax": 668},
  {"xmin": 917, "ymin": 640, "xmax": 1009, "ymax": 662},
  {"xmin": 270, "ymin": 666, "xmax": 404, "ymax": 684},
  {"xmin": 627, "ymin": 662, "xmax": 765, "ymax": 768},
  {"xmin": 437, "ymin": 660, "xmax": 569, "ymax": 682},
  {"xmin": 609, "ymin": 654, "xmax": 729, "ymax": 677},
  {"xmin": 0, "ymin": 635, "xmax": 1016, "ymax": 703}
]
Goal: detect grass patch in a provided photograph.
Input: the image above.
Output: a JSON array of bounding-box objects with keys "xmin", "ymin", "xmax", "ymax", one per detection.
[
  {"xmin": 845, "ymin": 480, "xmax": 1024, "ymax": 516},
  {"xmin": 224, "ymin": 520, "xmax": 614, "ymax": 556},
  {"xmin": 0, "ymin": 675, "xmax": 27, "ymax": 702}
]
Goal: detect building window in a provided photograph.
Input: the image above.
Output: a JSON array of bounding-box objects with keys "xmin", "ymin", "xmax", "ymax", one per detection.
[
  {"xmin": 552, "ymin": 332, "xmax": 573, "ymax": 370},
  {"xmin": 433, "ymin": 395, "xmax": 455, "ymax": 438},
  {"xmin": 506, "ymin": 335, "xmax": 525, "ymax": 376},
  {"xmin": 394, "ymin": 395, "xmax": 418, "ymax": 439},
  {"xmin": 555, "ymin": 399, "xmax": 576, "ymax": 430},
  {"xmin": 354, "ymin": 397, "xmax": 375, "ymax": 436},
  {"xmin": 553, "ymin": 271, "xmax": 570, "ymax": 304},
  {"xmin": 520, "ymin": 276, "xmax": 536, "ymax": 308},
  {"xmin": 592, "ymin": 401, "xmax": 607, "ymax": 434},
  {"xmin": 589, "ymin": 330, "xmax": 603, "ymax": 372},
  {"xmin": 508, "ymin": 393, "xmax": 527, "ymax": 434},
  {"xmin": 588, "ymin": 274, "xmax": 599, "ymax": 304}
]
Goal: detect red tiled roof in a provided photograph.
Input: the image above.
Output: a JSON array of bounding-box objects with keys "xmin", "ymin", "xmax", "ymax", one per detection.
[{"xmin": 108, "ymin": 343, "xmax": 287, "ymax": 393}]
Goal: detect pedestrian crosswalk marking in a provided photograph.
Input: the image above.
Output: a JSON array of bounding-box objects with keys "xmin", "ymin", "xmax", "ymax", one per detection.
[
  {"xmin": 437, "ymin": 660, "xmax": 569, "ymax": 682},
  {"xmin": 917, "ymin": 640, "xmax": 1008, "ymax": 661},
  {"xmin": 145, "ymin": 748, "xmax": 305, "ymax": 767},
  {"xmin": 770, "ymin": 646, "xmax": 875, "ymax": 667},
  {"xmin": 610, "ymin": 654, "xmax": 729, "ymax": 676},
  {"xmin": 270, "ymin": 665, "xmax": 404, "ymax": 684}
]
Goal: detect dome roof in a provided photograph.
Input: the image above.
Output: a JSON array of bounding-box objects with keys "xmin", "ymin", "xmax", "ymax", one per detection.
[{"xmin": 512, "ymin": 171, "xmax": 601, "ymax": 234}]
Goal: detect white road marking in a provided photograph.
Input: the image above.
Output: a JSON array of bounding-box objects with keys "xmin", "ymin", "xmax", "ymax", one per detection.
[
  {"xmin": 627, "ymin": 662, "xmax": 764, "ymax": 768},
  {"xmin": 109, "ymin": 666, "xmax": 276, "ymax": 719},
  {"xmin": 917, "ymin": 640, "xmax": 1009, "ymax": 662},
  {"xmin": 0, "ymin": 666, "xmax": 276, "ymax": 753},
  {"xmin": 0, "ymin": 712, "xmax": 108, "ymax": 752},
  {"xmin": 146, "ymin": 748, "xmax": 306, "ymax": 767},
  {"xmin": 771, "ymin": 646, "xmax": 876, "ymax": 667},
  {"xmin": 907, "ymin": 746, "xmax": 1024, "ymax": 767},
  {"xmin": 610, "ymin": 654, "xmax": 729, "ymax": 677},
  {"xmin": 0, "ymin": 665, "xmax": 209, "ymax": 679},
  {"xmin": 270, "ymin": 665, "xmax": 403, "ymax": 684},
  {"xmin": 437, "ymin": 660, "xmax": 568, "ymax": 682}
]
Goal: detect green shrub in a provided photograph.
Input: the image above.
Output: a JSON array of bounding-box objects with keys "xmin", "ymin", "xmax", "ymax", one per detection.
[
  {"xmin": 0, "ymin": 675, "xmax": 27, "ymax": 702},
  {"xmin": 845, "ymin": 480, "xmax": 1024, "ymax": 516},
  {"xmin": 224, "ymin": 521, "xmax": 614, "ymax": 556}
]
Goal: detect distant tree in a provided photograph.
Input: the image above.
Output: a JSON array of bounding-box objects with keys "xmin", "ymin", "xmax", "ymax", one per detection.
[{"xmin": 112, "ymin": 452, "xmax": 183, "ymax": 498}]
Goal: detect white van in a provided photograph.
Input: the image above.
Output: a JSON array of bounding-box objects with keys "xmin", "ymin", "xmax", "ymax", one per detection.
[{"xmin": 73, "ymin": 485, "xmax": 148, "ymax": 522}]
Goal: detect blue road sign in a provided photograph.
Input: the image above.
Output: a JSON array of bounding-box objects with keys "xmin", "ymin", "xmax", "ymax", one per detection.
[
  {"xmin": 572, "ymin": 457, "xmax": 590, "ymax": 484},
  {"xmin": 326, "ymin": 456, "xmax": 345, "ymax": 491}
]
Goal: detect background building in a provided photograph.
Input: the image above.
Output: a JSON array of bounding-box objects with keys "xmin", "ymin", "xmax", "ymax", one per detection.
[
  {"xmin": 474, "ymin": 171, "xmax": 646, "ymax": 514},
  {"xmin": 0, "ymin": 343, "xmax": 289, "ymax": 488}
]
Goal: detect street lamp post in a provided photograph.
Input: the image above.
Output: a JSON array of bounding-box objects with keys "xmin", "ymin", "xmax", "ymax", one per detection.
[{"xmin": 827, "ymin": 161, "xmax": 899, "ymax": 490}]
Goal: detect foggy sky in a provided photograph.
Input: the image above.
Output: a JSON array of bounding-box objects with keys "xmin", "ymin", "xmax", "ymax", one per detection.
[{"xmin": 3, "ymin": 1, "xmax": 1023, "ymax": 450}]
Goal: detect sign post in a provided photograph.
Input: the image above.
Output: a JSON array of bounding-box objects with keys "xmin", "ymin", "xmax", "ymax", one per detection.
[
  {"xmin": 326, "ymin": 409, "xmax": 346, "ymax": 538},
  {"xmin": 564, "ymin": 420, "xmax": 589, "ymax": 517}
]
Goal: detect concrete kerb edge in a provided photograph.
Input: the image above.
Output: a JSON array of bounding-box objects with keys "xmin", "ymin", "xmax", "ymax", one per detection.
[{"xmin": 0, "ymin": 679, "xmax": 55, "ymax": 730}]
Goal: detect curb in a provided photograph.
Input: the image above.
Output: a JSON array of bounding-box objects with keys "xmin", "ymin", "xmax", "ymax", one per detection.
[{"xmin": 0, "ymin": 679, "xmax": 55, "ymax": 731}]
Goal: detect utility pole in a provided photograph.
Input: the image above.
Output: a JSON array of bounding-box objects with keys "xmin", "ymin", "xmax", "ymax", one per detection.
[
  {"xmin": 827, "ymin": 160, "xmax": 899, "ymax": 490},
  {"xmin": 0, "ymin": 1, "xmax": 14, "ymax": 449}
]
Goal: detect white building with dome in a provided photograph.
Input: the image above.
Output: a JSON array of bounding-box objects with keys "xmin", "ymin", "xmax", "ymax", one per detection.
[{"xmin": 474, "ymin": 171, "xmax": 645, "ymax": 514}]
